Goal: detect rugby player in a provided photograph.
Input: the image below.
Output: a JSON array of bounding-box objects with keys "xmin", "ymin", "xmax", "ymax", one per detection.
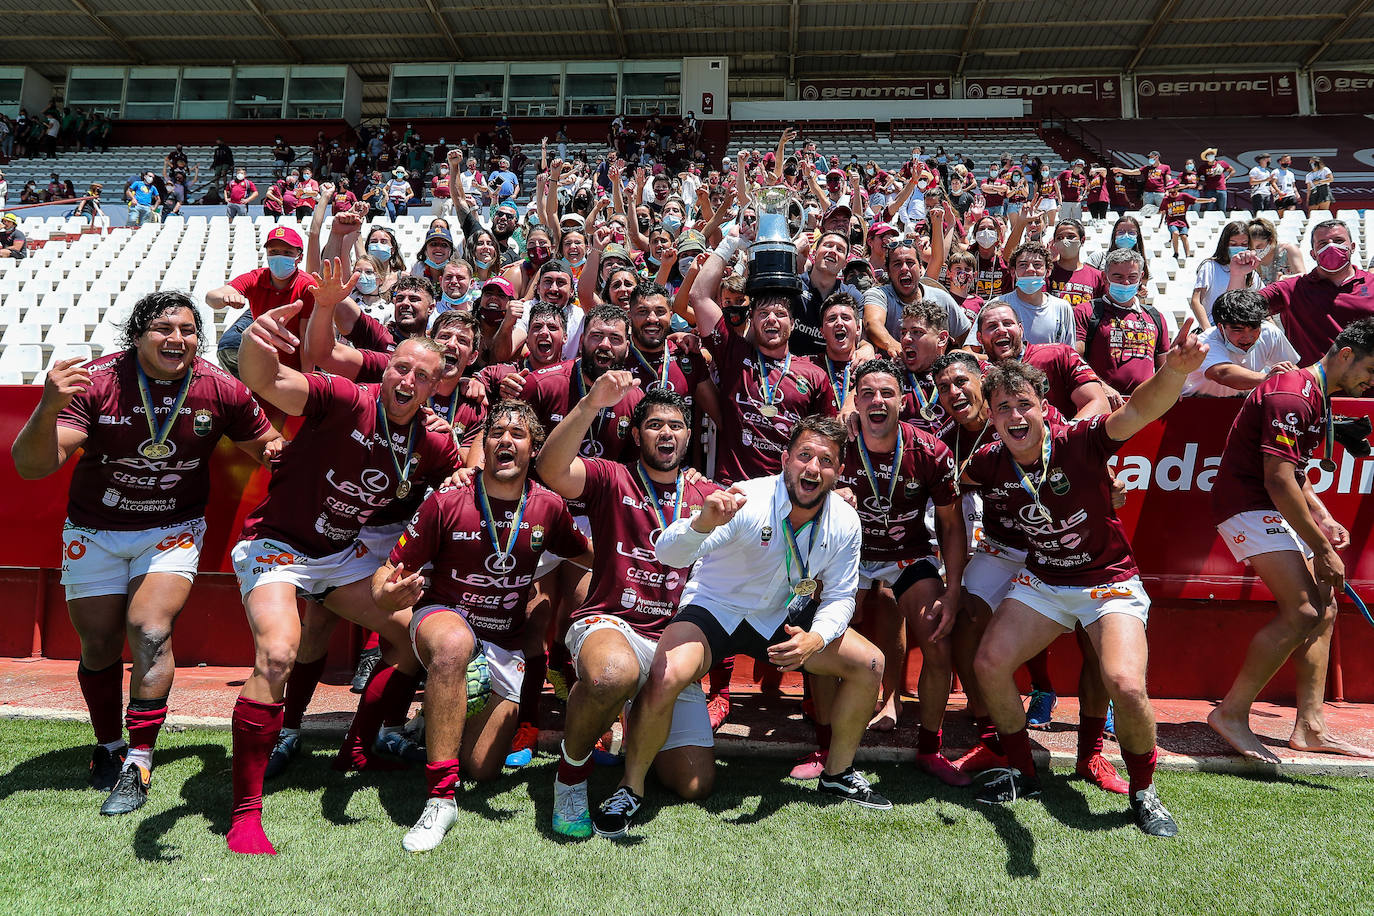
[
  {"xmin": 537, "ymin": 372, "xmax": 718, "ymax": 838},
  {"xmin": 224, "ymin": 303, "xmax": 460, "ymax": 854},
  {"xmin": 373, "ymin": 400, "xmax": 590, "ymax": 851},
  {"xmin": 966, "ymin": 319, "xmax": 1208, "ymax": 837},
  {"xmin": 1208, "ymin": 318, "xmax": 1374, "ymax": 763},
  {"xmin": 12, "ymin": 291, "xmax": 277, "ymax": 815}
]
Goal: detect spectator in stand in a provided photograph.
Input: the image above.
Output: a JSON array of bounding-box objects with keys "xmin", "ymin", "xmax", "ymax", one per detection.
[
  {"xmin": 1115, "ymin": 151, "xmax": 1172, "ymax": 208},
  {"xmin": 385, "ymin": 168, "xmax": 412, "ymax": 220},
  {"xmin": 1178, "ymin": 157, "xmax": 1201, "ymax": 211},
  {"xmin": 431, "ymin": 159, "xmax": 453, "ymax": 216},
  {"xmin": 1085, "ymin": 165, "xmax": 1111, "ymax": 223},
  {"xmin": 0, "ymin": 116, "xmax": 11, "ymax": 160},
  {"xmin": 19, "ymin": 181, "xmax": 40, "ymax": 204},
  {"xmin": 212, "ymin": 138, "xmax": 234, "ymax": 186},
  {"xmin": 489, "ymin": 157, "xmax": 520, "ymax": 205},
  {"xmin": 988, "ymin": 242, "xmax": 1076, "ymax": 347},
  {"xmin": 1034, "ymin": 160, "xmax": 1059, "ymax": 227},
  {"xmin": 981, "ymin": 165, "xmax": 1009, "ymax": 218},
  {"xmin": 944, "ymin": 250, "xmax": 984, "ymax": 316},
  {"xmin": 1191, "ymin": 220, "xmax": 1263, "ymax": 328},
  {"xmin": 204, "ymin": 226, "xmax": 317, "ymax": 371},
  {"xmin": 1088, "ymin": 215, "xmax": 1148, "ymax": 273},
  {"xmin": 361, "ymin": 170, "xmax": 386, "ymax": 219},
  {"xmin": 72, "ymin": 184, "xmax": 107, "ymax": 229},
  {"xmin": 1182, "ymin": 290, "xmax": 1299, "ymax": 398},
  {"xmin": 291, "ymin": 167, "xmax": 319, "ymax": 220},
  {"xmin": 162, "ymin": 169, "xmax": 196, "ymax": 218},
  {"xmin": 261, "ymin": 173, "xmax": 287, "ymax": 221},
  {"xmin": 226, "ymin": 168, "xmax": 258, "ymax": 218},
  {"xmin": 1247, "ymin": 218, "xmax": 1306, "ymax": 285},
  {"xmin": 1248, "ymin": 153, "xmax": 1277, "ymax": 215},
  {"xmin": 43, "ymin": 109, "xmax": 60, "ymax": 159},
  {"xmin": 1305, "ymin": 157, "xmax": 1334, "ymax": 212},
  {"xmin": 1157, "ymin": 180, "xmax": 1214, "ymax": 260},
  {"xmin": 0, "ymin": 212, "xmax": 27, "ymax": 260},
  {"xmin": 1047, "ymin": 219, "xmax": 1103, "ymax": 307},
  {"xmin": 1272, "ymin": 155, "xmax": 1300, "ymax": 216},
  {"xmin": 1074, "ymin": 247, "xmax": 1169, "ymax": 395},
  {"xmin": 125, "ymin": 170, "xmax": 161, "ymax": 227},
  {"xmin": 1056, "ymin": 160, "xmax": 1086, "ymax": 221},
  {"xmin": 1257, "ymin": 218, "xmax": 1374, "ymax": 365},
  {"xmin": 0, "ymin": 169, "xmax": 7, "ymax": 209},
  {"xmin": 45, "ymin": 172, "xmax": 63, "ymax": 203}
]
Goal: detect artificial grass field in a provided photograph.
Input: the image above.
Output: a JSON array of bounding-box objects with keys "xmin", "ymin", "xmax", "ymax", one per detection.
[{"xmin": 2, "ymin": 718, "xmax": 1373, "ymax": 915}]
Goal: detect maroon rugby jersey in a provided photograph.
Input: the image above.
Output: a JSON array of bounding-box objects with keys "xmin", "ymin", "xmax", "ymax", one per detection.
[
  {"xmin": 836, "ymin": 422, "xmax": 956, "ymax": 562},
  {"xmin": 391, "ymin": 481, "xmax": 588, "ymax": 649},
  {"xmin": 1212, "ymin": 368, "xmax": 1326, "ymax": 523},
  {"xmin": 1018, "ymin": 343, "xmax": 1102, "ymax": 418},
  {"xmin": 706, "ymin": 317, "xmax": 836, "ymax": 485},
  {"xmin": 56, "ymin": 351, "xmax": 271, "ymax": 530},
  {"xmin": 241, "ymin": 373, "xmax": 460, "ymax": 557},
  {"xmin": 574, "ymin": 458, "xmax": 721, "ymax": 636},
  {"xmin": 346, "ymin": 313, "xmax": 399, "ymax": 354},
  {"xmin": 900, "ymin": 366, "xmax": 955, "ymax": 439},
  {"xmin": 519, "ymin": 359, "xmax": 642, "ymax": 462},
  {"xmin": 626, "ymin": 340, "xmax": 708, "ymax": 408},
  {"xmin": 965, "ymin": 415, "xmax": 1136, "ymax": 586}
]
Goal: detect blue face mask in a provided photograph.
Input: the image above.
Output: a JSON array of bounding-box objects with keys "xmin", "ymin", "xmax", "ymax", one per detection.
[
  {"xmin": 1228, "ymin": 246, "xmax": 1248, "ymax": 260},
  {"xmin": 355, "ymin": 273, "xmax": 378, "ymax": 295},
  {"xmin": 441, "ymin": 291, "xmax": 471, "ymax": 307},
  {"xmin": 1108, "ymin": 282, "xmax": 1139, "ymax": 303},
  {"xmin": 367, "ymin": 243, "xmax": 392, "ymax": 261},
  {"xmin": 267, "ymin": 255, "xmax": 297, "ymax": 280},
  {"xmin": 425, "ymin": 256, "xmax": 445, "ymax": 270},
  {"xmin": 663, "ymin": 215, "xmax": 683, "ymax": 234},
  {"xmin": 1015, "ymin": 276, "xmax": 1045, "ymax": 295},
  {"xmin": 571, "ymin": 258, "xmax": 587, "ymax": 269},
  {"xmin": 1114, "ymin": 234, "xmax": 1137, "ymax": 249}
]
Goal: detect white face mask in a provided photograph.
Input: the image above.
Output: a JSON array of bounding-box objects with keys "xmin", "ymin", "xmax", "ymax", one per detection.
[{"xmin": 975, "ymin": 229, "xmax": 998, "ymax": 248}]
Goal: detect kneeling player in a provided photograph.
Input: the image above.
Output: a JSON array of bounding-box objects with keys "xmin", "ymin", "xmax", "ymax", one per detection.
[
  {"xmin": 375, "ymin": 400, "xmax": 590, "ymax": 851},
  {"xmin": 537, "ymin": 371, "xmax": 718, "ymax": 837},
  {"xmin": 967, "ymin": 320, "xmax": 1206, "ymax": 837},
  {"xmin": 13, "ymin": 292, "xmax": 277, "ymax": 816}
]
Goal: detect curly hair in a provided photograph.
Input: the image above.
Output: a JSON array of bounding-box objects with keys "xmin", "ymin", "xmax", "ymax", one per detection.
[{"xmin": 122, "ymin": 290, "xmax": 202, "ymax": 349}]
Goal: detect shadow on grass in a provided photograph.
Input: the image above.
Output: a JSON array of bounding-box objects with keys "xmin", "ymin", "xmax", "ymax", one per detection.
[
  {"xmin": 132, "ymin": 743, "xmax": 231, "ymax": 862},
  {"xmin": 0, "ymin": 742, "xmax": 97, "ymax": 801}
]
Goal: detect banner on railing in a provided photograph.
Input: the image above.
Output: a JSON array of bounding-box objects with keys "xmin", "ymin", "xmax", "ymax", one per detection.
[
  {"xmin": 1312, "ymin": 69, "xmax": 1374, "ymax": 115},
  {"xmin": 798, "ymin": 78, "xmax": 953, "ymax": 102},
  {"xmin": 963, "ymin": 76, "xmax": 1122, "ymax": 118}
]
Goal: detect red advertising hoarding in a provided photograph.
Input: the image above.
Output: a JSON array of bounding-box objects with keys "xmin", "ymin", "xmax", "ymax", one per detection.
[
  {"xmin": 798, "ymin": 78, "xmax": 952, "ymax": 102},
  {"xmin": 1135, "ymin": 71, "xmax": 1300, "ymax": 118},
  {"xmin": 1313, "ymin": 69, "xmax": 1374, "ymax": 115},
  {"xmin": 963, "ymin": 75, "xmax": 1121, "ymax": 118}
]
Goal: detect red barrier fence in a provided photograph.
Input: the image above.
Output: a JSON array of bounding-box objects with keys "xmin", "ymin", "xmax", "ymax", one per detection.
[{"xmin": 2, "ymin": 387, "xmax": 1372, "ymax": 698}]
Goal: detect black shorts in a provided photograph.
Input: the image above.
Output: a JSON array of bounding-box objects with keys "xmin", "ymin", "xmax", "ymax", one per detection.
[
  {"xmin": 674, "ymin": 604, "xmax": 790, "ymax": 666},
  {"xmin": 1310, "ymin": 185, "xmax": 1332, "ymax": 205},
  {"xmin": 892, "ymin": 556, "xmax": 943, "ymax": 600},
  {"xmin": 1276, "ymin": 195, "xmax": 1298, "ymax": 209}
]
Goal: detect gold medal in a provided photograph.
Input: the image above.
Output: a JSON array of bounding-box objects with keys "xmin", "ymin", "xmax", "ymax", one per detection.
[
  {"xmin": 140, "ymin": 442, "xmax": 172, "ymax": 459},
  {"xmin": 396, "ymin": 480, "xmax": 412, "ymax": 499},
  {"xmin": 793, "ymin": 577, "xmax": 817, "ymax": 597},
  {"xmin": 760, "ymin": 405, "xmax": 778, "ymax": 418}
]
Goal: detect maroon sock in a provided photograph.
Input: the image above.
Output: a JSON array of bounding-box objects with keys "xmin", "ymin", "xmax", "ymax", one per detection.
[
  {"xmin": 77, "ymin": 661, "xmax": 124, "ymax": 746},
  {"xmin": 1122, "ymin": 746, "xmax": 1158, "ymax": 797},
  {"xmin": 917, "ymin": 726, "xmax": 942, "ymax": 756},
  {"xmin": 975, "ymin": 715, "xmax": 1004, "ymax": 753},
  {"xmin": 1024, "ymin": 650, "xmax": 1054, "ymax": 694},
  {"xmin": 333, "ymin": 663, "xmax": 418, "ymax": 770},
  {"xmin": 1077, "ymin": 715, "xmax": 1107, "ymax": 765},
  {"xmin": 999, "ymin": 727, "xmax": 1038, "ymax": 780},
  {"xmin": 125, "ymin": 699, "xmax": 168, "ymax": 753},
  {"xmin": 815, "ymin": 723, "xmax": 832, "ymax": 752},
  {"xmin": 517, "ymin": 650, "xmax": 547, "ymax": 728},
  {"xmin": 707, "ymin": 655, "xmax": 734, "ymax": 698},
  {"xmin": 228, "ymin": 696, "xmax": 283, "ymax": 855},
  {"xmin": 557, "ymin": 746, "xmax": 594, "ymax": 785},
  {"xmin": 426, "ymin": 760, "xmax": 461, "ymax": 800},
  {"xmin": 361, "ymin": 630, "xmax": 380, "ymax": 652},
  {"xmin": 281, "ymin": 656, "xmax": 328, "ymax": 731}
]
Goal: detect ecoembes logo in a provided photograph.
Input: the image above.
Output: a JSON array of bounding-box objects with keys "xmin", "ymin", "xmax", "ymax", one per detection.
[{"xmin": 1108, "ymin": 443, "xmax": 1373, "ymax": 495}]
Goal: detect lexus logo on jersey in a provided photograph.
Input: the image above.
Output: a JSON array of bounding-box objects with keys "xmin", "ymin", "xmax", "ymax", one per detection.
[
  {"xmin": 484, "ymin": 551, "xmax": 518, "ymax": 574},
  {"xmin": 360, "ymin": 469, "xmax": 389, "ymax": 492}
]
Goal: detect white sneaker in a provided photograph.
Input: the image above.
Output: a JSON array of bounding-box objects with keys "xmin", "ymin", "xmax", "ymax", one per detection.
[{"xmin": 402, "ymin": 797, "xmax": 458, "ymax": 852}]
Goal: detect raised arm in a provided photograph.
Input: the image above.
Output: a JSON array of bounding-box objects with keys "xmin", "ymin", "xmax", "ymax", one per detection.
[
  {"xmin": 1105, "ymin": 318, "xmax": 1207, "ymax": 441},
  {"xmin": 536, "ymin": 370, "xmax": 638, "ymax": 500},
  {"xmin": 11, "ymin": 359, "xmax": 91, "ymax": 479},
  {"xmin": 239, "ymin": 302, "xmax": 312, "ymax": 416}
]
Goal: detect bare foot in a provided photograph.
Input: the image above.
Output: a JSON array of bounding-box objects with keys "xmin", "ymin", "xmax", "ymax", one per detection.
[
  {"xmin": 868, "ymin": 703, "xmax": 898, "ymax": 732},
  {"xmin": 1208, "ymin": 707, "xmax": 1281, "ymax": 764},
  {"xmin": 1288, "ymin": 729, "xmax": 1374, "ymax": 758}
]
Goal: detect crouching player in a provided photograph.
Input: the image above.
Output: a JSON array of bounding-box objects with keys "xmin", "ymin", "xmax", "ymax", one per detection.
[
  {"xmin": 966, "ymin": 319, "xmax": 1207, "ymax": 837},
  {"xmin": 374, "ymin": 400, "xmax": 590, "ymax": 851},
  {"xmin": 536, "ymin": 370, "xmax": 718, "ymax": 838}
]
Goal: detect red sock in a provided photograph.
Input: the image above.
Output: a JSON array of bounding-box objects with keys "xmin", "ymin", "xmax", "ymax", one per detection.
[
  {"xmin": 975, "ymin": 715, "xmax": 1003, "ymax": 753},
  {"xmin": 999, "ymin": 727, "xmax": 1038, "ymax": 780},
  {"xmin": 228, "ymin": 697, "xmax": 283, "ymax": 855},
  {"xmin": 361, "ymin": 630, "xmax": 380, "ymax": 652},
  {"xmin": 125, "ymin": 701, "xmax": 167, "ymax": 753},
  {"xmin": 917, "ymin": 726, "xmax": 942, "ymax": 756},
  {"xmin": 1121, "ymin": 746, "xmax": 1158, "ymax": 797},
  {"xmin": 1077, "ymin": 715, "xmax": 1107, "ymax": 764},
  {"xmin": 557, "ymin": 744, "xmax": 593, "ymax": 785},
  {"xmin": 815, "ymin": 723, "xmax": 832, "ymax": 752},
  {"xmin": 517, "ymin": 650, "xmax": 547, "ymax": 728},
  {"xmin": 426, "ymin": 760, "xmax": 461, "ymax": 800},
  {"xmin": 707, "ymin": 655, "xmax": 734, "ymax": 698},
  {"xmin": 1025, "ymin": 650, "xmax": 1054, "ymax": 694},
  {"xmin": 77, "ymin": 661, "xmax": 124, "ymax": 746},
  {"xmin": 281, "ymin": 656, "xmax": 328, "ymax": 731},
  {"xmin": 333, "ymin": 663, "xmax": 418, "ymax": 771}
]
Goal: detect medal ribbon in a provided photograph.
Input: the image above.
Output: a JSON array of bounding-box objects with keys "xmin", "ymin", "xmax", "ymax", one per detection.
[
  {"xmin": 476, "ymin": 475, "xmax": 528, "ymax": 559},
  {"xmin": 1315, "ymin": 363, "xmax": 1335, "ymax": 466},
  {"xmin": 952, "ymin": 422, "xmax": 990, "ymax": 496},
  {"xmin": 135, "ymin": 361, "xmax": 193, "ymax": 452},
  {"xmin": 630, "ymin": 343, "xmax": 670, "ymax": 391},
  {"xmin": 755, "ymin": 348, "xmax": 792, "ymax": 411},
  {"xmin": 636, "ymin": 461, "xmax": 684, "ymax": 531},
  {"xmin": 573, "ymin": 358, "xmax": 608, "ymax": 443},
  {"xmin": 857, "ymin": 428, "xmax": 903, "ymax": 510},
  {"xmin": 1012, "ymin": 426, "xmax": 1054, "ymax": 519},
  {"xmin": 375, "ymin": 396, "xmax": 417, "ymax": 491},
  {"xmin": 906, "ymin": 370, "xmax": 936, "ymax": 418},
  {"xmin": 825, "ymin": 355, "xmax": 850, "ymax": 412},
  {"xmin": 779, "ymin": 493, "xmax": 823, "ymax": 590}
]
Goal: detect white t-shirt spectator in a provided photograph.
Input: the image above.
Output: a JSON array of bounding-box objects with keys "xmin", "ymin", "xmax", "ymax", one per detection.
[
  {"xmin": 385, "ymin": 178, "xmax": 411, "ymax": 202},
  {"xmin": 1248, "ymin": 166, "xmax": 1273, "ymax": 198},
  {"xmin": 1273, "ymin": 167, "xmax": 1298, "ymax": 199},
  {"xmin": 986, "ymin": 291, "xmax": 1076, "ymax": 347},
  {"xmin": 0, "ymin": 177, "xmax": 7, "ymax": 207},
  {"xmin": 1194, "ymin": 259, "xmax": 1264, "ymax": 323},
  {"xmin": 1182, "ymin": 322, "xmax": 1300, "ymax": 397},
  {"xmin": 1306, "ymin": 166, "xmax": 1333, "ymax": 190}
]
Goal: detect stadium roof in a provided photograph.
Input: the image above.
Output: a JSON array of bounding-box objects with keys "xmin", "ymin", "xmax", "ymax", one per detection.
[{"xmin": 5, "ymin": 0, "xmax": 1374, "ymax": 83}]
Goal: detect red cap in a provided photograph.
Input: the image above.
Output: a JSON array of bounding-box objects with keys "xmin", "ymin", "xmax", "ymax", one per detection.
[
  {"xmin": 265, "ymin": 226, "xmax": 304, "ymax": 248},
  {"xmin": 482, "ymin": 277, "xmax": 515, "ymax": 297},
  {"xmin": 826, "ymin": 168, "xmax": 845, "ymax": 180}
]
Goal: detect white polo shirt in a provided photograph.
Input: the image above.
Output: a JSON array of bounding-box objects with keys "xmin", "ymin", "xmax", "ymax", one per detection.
[{"xmin": 1182, "ymin": 322, "xmax": 1300, "ymax": 397}]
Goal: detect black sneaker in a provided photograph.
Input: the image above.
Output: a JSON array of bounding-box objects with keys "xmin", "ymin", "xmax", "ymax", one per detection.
[
  {"xmin": 975, "ymin": 767, "xmax": 1042, "ymax": 805},
  {"xmin": 1131, "ymin": 786, "xmax": 1179, "ymax": 838},
  {"xmin": 88, "ymin": 743, "xmax": 127, "ymax": 792},
  {"xmin": 100, "ymin": 763, "xmax": 150, "ymax": 816},
  {"xmin": 591, "ymin": 787, "xmax": 643, "ymax": 838},
  {"xmin": 264, "ymin": 730, "xmax": 301, "ymax": 779},
  {"xmin": 351, "ymin": 647, "xmax": 382, "ymax": 693},
  {"xmin": 375, "ymin": 729, "xmax": 427, "ymax": 764},
  {"xmin": 817, "ymin": 767, "xmax": 893, "ymax": 810}
]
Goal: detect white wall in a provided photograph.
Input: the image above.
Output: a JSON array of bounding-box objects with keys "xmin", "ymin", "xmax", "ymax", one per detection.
[{"xmin": 681, "ymin": 57, "xmax": 729, "ymax": 120}]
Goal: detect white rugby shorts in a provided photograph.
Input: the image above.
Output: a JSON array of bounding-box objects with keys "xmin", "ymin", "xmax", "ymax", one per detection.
[{"xmin": 61, "ymin": 517, "xmax": 207, "ymax": 600}]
